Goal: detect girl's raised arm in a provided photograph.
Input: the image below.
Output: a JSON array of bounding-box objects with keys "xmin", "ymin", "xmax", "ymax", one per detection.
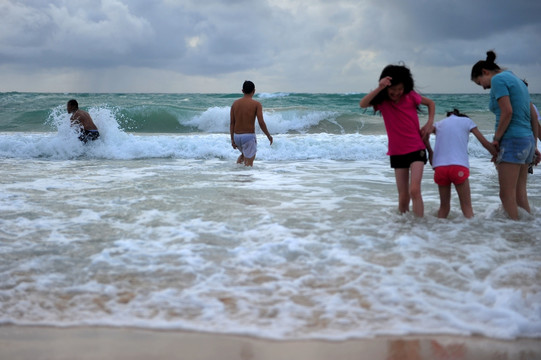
[{"xmin": 359, "ymin": 76, "xmax": 392, "ymax": 108}]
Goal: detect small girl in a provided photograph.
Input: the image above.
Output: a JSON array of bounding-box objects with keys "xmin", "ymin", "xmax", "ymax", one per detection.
[
  {"xmin": 428, "ymin": 109, "xmax": 497, "ymax": 218},
  {"xmin": 360, "ymin": 64, "xmax": 435, "ymax": 217}
]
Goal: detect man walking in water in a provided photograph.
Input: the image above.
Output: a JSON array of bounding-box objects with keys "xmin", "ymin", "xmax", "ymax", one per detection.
[
  {"xmin": 230, "ymin": 81, "xmax": 273, "ymax": 166},
  {"xmin": 67, "ymin": 99, "xmax": 100, "ymax": 143}
]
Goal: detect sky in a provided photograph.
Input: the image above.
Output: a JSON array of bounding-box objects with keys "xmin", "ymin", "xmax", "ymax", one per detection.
[{"xmin": 1, "ymin": 0, "xmax": 540, "ymax": 94}]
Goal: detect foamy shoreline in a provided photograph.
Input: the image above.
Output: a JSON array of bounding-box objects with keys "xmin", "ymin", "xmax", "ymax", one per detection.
[{"xmin": 1, "ymin": 326, "xmax": 540, "ymax": 360}]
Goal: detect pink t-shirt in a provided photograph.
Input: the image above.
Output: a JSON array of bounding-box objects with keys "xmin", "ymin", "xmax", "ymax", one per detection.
[{"xmin": 374, "ymin": 91, "xmax": 425, "ymax": 156}]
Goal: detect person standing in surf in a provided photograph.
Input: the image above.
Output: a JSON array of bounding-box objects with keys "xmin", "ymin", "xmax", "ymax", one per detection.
[
  {"xmin": 360, "ymin": 64, "xmax": 435, "ymax": 217},
  {"xmin": 67, "ymin": 99, "xmax": 100, "ymax": 143},
  {"xmin": 470, "ymin": 50, "xmax": 539, "ymax": 219},
  {"xmin": 230, "ymin": 81, "xmax": 273, "ymax": 166},
  {"xmin": 428, "ymin": 109, "xmax": 497, "ymax": 218},
  {"xmin": 529, "ymin": 104, "xmax": 541, "ymax": 174}
]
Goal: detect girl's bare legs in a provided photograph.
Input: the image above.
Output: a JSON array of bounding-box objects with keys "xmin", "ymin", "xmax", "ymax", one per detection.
[
  {"xmin": 394, "ymin": 168, "xmax": 411, "ymax": 214},
  {"xmin": 409, "ymin": 161, "xmax": 425, "ymax": 217},
  {"xmin": 395, "ymin": 162, "xmax": 425, "ymax": 217},
  {"xmin": 455, "ymin": 179, "xmax": 474, "ymax": 218},
  {"xmin": 437, "ymin": 185, "xmax": 452, "ymax": 218}
]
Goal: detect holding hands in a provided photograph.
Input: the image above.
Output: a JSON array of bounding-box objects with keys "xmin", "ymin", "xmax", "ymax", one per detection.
[{"xmin": 420, "ymin": 123, "xmax": 434, "ymax": 140}]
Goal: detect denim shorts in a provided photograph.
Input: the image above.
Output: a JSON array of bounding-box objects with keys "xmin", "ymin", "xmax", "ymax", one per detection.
[{"xmin": 496, "ymin": 135, "xmax": 536, "ymax": 165}]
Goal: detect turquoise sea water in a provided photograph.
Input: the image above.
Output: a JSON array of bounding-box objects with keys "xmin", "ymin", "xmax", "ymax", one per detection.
[
  {"xmin": 0, "ymin": 92, "xmax": 505, "ymax": 135},
  {"xmin": 2, "ymin": 92, "xmax": 533, "ymax": 160},
  {"xmin": 1, "ymin": 92, "xmax": 540, "ymax": 341}
]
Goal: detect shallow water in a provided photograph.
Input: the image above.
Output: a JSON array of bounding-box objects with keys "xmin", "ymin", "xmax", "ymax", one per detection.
[
  {"xmin": 1, "ymin": 92, "xmax": 540, "ymax": 340},
  {"xmin": 1, "ymin": 155, "xmax": 540, "ymax": 340}
]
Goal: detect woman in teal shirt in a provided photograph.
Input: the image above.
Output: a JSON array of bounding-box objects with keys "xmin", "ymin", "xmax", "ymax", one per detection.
[{"xmin": 471, "ymin": 51, "xmax": 539, "ymax": 220}]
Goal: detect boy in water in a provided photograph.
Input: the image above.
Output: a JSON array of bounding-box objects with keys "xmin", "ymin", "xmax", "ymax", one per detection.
[
  {"xmin": 429, "ymin": 109, "xmax": 497, "ymax": 218},
  {"xmin": 230, "ymin": 81, "xmax": 273, "ymax": 166},
  {"xmin": 67, "ymin": 99, "xmax": 100, "ymax": 143}
]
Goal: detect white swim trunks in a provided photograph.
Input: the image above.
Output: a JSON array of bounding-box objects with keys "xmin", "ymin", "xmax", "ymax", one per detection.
[{"xmin": 234, "ymin": 133, "xmax": 257, "ymax": 158}]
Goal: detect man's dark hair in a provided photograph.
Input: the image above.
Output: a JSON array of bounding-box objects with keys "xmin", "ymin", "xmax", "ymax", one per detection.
[
  {"xmin": 242, "ymin": 81, "xmax": 255, "ymax": 94},
  {"xmin": 67, "ymin": 99, "xmax": 79, "ymax": 109}
]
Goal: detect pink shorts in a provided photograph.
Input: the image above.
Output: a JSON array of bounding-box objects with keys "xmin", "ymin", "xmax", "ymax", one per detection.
[{"xmin": 434, "ymin": 165, "xmax": 469, "ymax": 186}]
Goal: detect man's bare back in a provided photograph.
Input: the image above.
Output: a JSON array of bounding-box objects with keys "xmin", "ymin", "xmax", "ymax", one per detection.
[
  {"xmin": 67, "ymin": 100, "xmax": 98, "ymax": 131},
  {"xmin": 230, "ymin": 97, "xmax": 261, "ymax": 134},
  {"xmin": 70, "ymin": 109, "xmax": 98, "ymax": 131}
]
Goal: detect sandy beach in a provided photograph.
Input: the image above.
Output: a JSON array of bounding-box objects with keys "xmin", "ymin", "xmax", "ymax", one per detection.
[{"xmin": 1, "ymin": 326, "xmax": 540, "ymax": 360}]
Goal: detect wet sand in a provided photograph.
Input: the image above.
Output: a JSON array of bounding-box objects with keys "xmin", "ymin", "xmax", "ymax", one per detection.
[{"xmin": 1, "ymin": 326, "xmax": 540, "ymax": 360}]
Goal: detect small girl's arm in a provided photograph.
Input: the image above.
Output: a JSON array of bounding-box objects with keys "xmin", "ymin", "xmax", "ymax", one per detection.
[
  {"xmin": 424, "ymin": 136, "xmax": 433, "ymax": 166},
  {"xmin": 419, "ymin": 96, "xmax": 435, "ymax": 140},
  {"xmin": 471, "ymin": 127, "xmax": 497, "ymax": 158}
]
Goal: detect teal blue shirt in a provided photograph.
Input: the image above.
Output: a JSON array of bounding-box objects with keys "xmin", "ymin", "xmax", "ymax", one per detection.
[{"xmin": 489, "ymin": 71, "xmax": 532, "ymax": 138}]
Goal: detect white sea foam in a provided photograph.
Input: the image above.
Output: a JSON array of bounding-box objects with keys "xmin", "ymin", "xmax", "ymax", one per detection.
[
  {"xmin": 0, "ymin": 130, "xmax": 390, "ymax": 161},
  {"xmin": 1, "ymin": 128, "xmax": 504, "ymax": 163},
  {"xmin": 256, "ymin": 92, "xmax": 291, "ymax": 99},
  {"xmin": 184, "ymin": 105, "xmax": 339, "ymax": 134},
  {"xmin": 1, "ymin": 102, "xmax": 510, "ymax": 163},
  {"xmin": 0, "ymin": 157, "xmax": 540, "ymax": 340}
]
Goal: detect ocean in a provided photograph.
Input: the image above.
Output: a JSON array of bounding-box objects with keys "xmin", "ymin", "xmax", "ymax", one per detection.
[{"xmin": 0, "ymin": 92, "xmax": 540, "ymax": 341}]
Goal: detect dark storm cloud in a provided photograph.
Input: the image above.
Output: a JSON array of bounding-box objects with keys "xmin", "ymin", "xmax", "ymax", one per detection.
[
  {"xmin": 0, "ymin": 0, "xmax": 539, "ymax": 92},
  {"xmin": 0, "ymin": 0, "xmax": 291, "ymax": 74},
  {"xmin": 360, "ymin": 0, "xmax": 541, "ymax": 66},
  {"xmin": 376, "ymin": 0, "xmax": 541, "ymax": 40},
  {"xmin": 0, "ymin": 1, "xmax": 154, "ymax": 67}
]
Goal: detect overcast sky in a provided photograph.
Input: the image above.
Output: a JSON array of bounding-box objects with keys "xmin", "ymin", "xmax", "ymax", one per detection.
[{"xmin": 1, "ymin": 0, "xmax": 540, "ymax": 93}]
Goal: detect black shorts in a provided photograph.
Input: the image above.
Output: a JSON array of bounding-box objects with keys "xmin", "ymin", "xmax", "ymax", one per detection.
[
  {"xmin": 79, "ymin": 130, "xmax": 100, "ymax": 143},
  {"xmin": 390, "ymin": 149, "xmax": 427, "ymax": 169}
]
